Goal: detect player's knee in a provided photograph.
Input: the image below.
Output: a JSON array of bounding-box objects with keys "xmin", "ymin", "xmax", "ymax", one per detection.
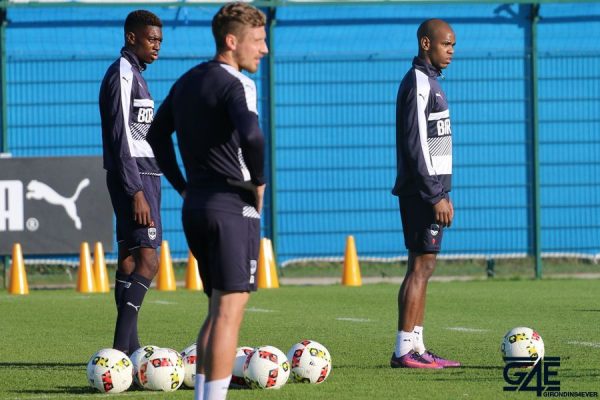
[
  {"xmin": 414, "ymin": 256, "xmax": 436, "ymax": 279},
  {"xmin": 135, "ymin": 250, "xmax": 159, "ymax": 279}
]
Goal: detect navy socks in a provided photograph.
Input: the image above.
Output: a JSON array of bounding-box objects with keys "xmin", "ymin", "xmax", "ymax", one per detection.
[{"xmin": 112, "ymin": 273, "xmax": 152, "ymax": 354}]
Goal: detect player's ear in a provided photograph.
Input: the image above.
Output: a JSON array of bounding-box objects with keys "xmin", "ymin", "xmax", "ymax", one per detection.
[
  {"xmin": 420, "ymin": 36, "xmax": 430, "ymax": 51},
  {"xmin": 125, "ymin": 31, "xmax": 136, "ymax": 46},
  {"xmin": 224, "ymin": 33, "xmax": 237, "ymax": 51}
]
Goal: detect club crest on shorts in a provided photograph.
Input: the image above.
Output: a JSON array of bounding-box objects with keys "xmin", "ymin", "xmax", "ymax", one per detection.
[
  {"xmin": 430, "ymin": 224, "xmax": 440, "ymax": 237},
  {"xmin": 148, "ymin": 227, "xmax": 157, "ymax": 240}
]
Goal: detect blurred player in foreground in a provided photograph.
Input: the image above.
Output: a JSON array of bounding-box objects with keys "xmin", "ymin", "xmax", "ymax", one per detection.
[{"xmin": 147, "ymin": 2, "xmax": 268, "ymax": 399}]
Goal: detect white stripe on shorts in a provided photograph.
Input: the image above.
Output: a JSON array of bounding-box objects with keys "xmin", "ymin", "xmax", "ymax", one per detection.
[{"xmin": 242, "ymin": 206, "xmax": 260, "ymax": 219}]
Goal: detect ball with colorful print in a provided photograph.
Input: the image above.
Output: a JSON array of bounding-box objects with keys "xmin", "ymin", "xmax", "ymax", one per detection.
[
  {"xmin": 231, "ymin": 346, "xmax": 254, "ymax": 387},
  {"xmin": 138, "ymin": 347, "xmax": 185, "ymax": 391},
  {"xmin": 286, "ymin": 340, "xmax": 332, "ymax": 384},
  {"xmin": 180, "ymin": 343, "xmax": 197, "ymax": 388},
  {"xmin": 86, "ymin": 348, "xmax": 133, "ymax": 393},
  {"xmin": 501, "ymin": 327, "xmax": 545, "ymax": 364},
  {"xmin": 243, "ymin": 345, "xmax": 290, "ymax": 389},
  {"xmin": 130, "ymin": 345, "xmax": 160, "ymax": 387}
]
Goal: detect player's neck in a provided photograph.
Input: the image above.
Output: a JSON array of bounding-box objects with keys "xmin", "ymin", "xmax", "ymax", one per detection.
[{"xmin": 214, "ymin": 53, "xmax": 239, "ymax": 71}]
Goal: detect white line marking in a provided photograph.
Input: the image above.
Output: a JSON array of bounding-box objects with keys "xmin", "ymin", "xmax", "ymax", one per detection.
[
  {"xmin": 246, "ymin": 307, "xmax": 276, "ymax": 313},
  {"xmin": 567, "ymin": 341, "xmax": 600, "ymax": 348},
  {"xmin": 446, "ymin": 327, "xmax": 489, "ymax": 333},
  {"xmin": 150, "ymin": 300, "xmax": 177, "ymax": 305},
  {"xmin": 336, "ymin": 317, "xmax": 371, "ymax": 323}
]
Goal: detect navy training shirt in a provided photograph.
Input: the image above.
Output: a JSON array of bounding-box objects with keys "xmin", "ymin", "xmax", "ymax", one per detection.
[
  {"xmin": 147, "ymin": 60, "xmax": 265, "ymax": 214},
  {"xmin": 99, "ymin": 47, "xmax": 161, "ymax": 197},
  {"xmin": 392, "ymin": 57, "xmax": 453, "ymax": 205}
]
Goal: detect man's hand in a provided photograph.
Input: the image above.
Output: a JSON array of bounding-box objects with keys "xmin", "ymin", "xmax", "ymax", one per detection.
[
  {"xmin": 227, "ymin": 179, "xmax": 266, "ymax": 215},
  {"xmin": 254, "ymin": 184, "xmax": 266, "ymax": 214},
  {"xmin": 132, "ymin": 191, "xmax": 152, "ymax": 226},
  {"xmin": 433, "ymin": 198, "xmax": 453, "ymax": 228}
]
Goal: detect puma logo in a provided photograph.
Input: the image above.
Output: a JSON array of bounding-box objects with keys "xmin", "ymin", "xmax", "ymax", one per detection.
[
  {"xmin": 25, "ymin": 179, "xmax": 90, "ymax": 230},
  {"xmin": 126, "ymin": 302, "xmax": 140, "ymax": 312}
]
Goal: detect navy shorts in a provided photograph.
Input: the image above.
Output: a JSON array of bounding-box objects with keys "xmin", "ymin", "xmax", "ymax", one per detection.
[
  {"xmin": 106, "ymin": 171, "xmax": 162, "ymax": 250},
  {"xmin": 182, "ymin": 194, "xmax": 260, "ymax": 297},
  {"xmin": 399, "ymin": 196, "xmax": 444, "ymax": 253}
]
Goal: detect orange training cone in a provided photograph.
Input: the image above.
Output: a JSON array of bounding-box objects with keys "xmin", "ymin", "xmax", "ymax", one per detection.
[
  {"xmin": 185, "ymin": 250, "xmax": 203, "ymax": 291},
  {"xmin": 93, "ymin": 242, "xmax": 110, "ymax": 293},
  {"xmin": 157, "ymin": 240, "xmax": 176, "ymax": 291},
  {"xmin": 257, "ymin": 238, "xmax": 279, "ymax": 288},
  {"xmin": 8, "ymin": 243, "xmax": 29, "ymax": 295},
  {"xmin": 77, "ymin": 242, "xmax": 97, "ymax": 293},
  {"xmin": 266, "ymin": 239, "xmax": 279, "ymax": 284},
  {"xmin": 342, "ymin": 235, "xmax": 362, "ymax": 286}
]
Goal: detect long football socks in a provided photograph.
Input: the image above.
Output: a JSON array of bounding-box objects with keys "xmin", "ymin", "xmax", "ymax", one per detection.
[
  {"xmin": 114, "ymin": 270, "xmax": 130, "ymax": 308},
  {"xmin": 113, "ymin": 273, "xmax": 152, "ymax": 354}
]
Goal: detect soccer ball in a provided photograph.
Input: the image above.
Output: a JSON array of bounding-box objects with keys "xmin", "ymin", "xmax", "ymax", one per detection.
[
  {"xmin": 86, "ymin": 348, "xmax": 133, "ymax": 393},
  {"xmin": 180, "ymin": 343, "xmax": 197, "ymax": 388},
  {"xmin": 231, "ymin": 346, "xmax": 254, "ymax": 387},
  {"xmin": 130, "ymin": 345, "xmax": 160, "ymax": 387},
  {"xmin": 243, "ymin": 345, "xmax": 290, "ymax": 389},
  {"xmin": 501, "ymin": 327, "xmax": 545, "ymax": 363},
  {"xmin": 286, "ymin": 340, "xmax": 332, "ymax": 384},
  {"xmin": 138, "ymin": 347, "xmax": 185, "ymax": 391}
]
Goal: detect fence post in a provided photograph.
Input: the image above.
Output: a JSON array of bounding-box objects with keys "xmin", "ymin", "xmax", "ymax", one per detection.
[
  {"xmin": 2, "ymin": 255, "xmax": 7, "ymax": 289},
  {"xmin": 0, "ymin": 5, "xmax": 6, "ymax": 154},
  {"xmin": 265, "ymin": 5, "xmax": 278, "ymax": 255},
  {"xmin": 529, "ymin": 4, "xmax": 543, "ymax": 279}
]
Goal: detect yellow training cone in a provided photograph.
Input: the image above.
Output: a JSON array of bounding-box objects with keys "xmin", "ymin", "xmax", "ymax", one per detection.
[
  {"xmin": 342, "ymin": 236, "xmax": 362, "ymax": 286},
  {"xmin": 257, "ymin": 238, "xmax": 279, "ymax": 288},
  {"xmin": 77, "ymin": 242, "xmax": 97, "ymax": 293},
  {"xmin": 185, "ymin": 250, "xmax": 203, "ymax": 291},
  {"xmin": 8, "ymin": 243, "xmax": 29, "ymax": 295},
  {"xmin": 266, "ymin": 239, "xmax": 278, "ymax": 281},
  {"xmin": 157, "ymin": 240, "xmax": 176, "ymax": 291},
  {"xmin": 93, "ymin": 242, "xmax": 110, "ymax": 293}
]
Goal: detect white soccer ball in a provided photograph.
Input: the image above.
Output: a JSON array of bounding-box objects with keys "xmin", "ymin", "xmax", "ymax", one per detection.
[
  {"xmin": 138, "ymin": 347, "xmax": 185, "ymax": 391},
  {"xmin": 501, "ymin": 327, "xmax": 545, "ymax": 363},
  {"xmin": 180, "ymin": 343, "xmax": 197, "ymax": 388},
  {"xmin": 231, "ymin": 346, "xmax": 254, "ymax": 388},
  {"xmin": 86, "ymin": 348, "xmax": 133, "ymax": 393},
  {"xmin": 130, "ymin": 345, "xmax": 160, "ymax": 387},
  {"xmin": 243, "ymin": 345, "xmax": 290, "ymax": 389},
  {"xmin": 286, "ymin": 340, "xmax": 332, "ymax": 384}
]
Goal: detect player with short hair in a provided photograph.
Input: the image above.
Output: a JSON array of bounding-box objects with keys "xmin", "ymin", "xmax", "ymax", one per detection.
[
  {"xmin": 390, "ymin": 18, "xmax": 460, "ymax": 369},
  {"xmin": 147, "ymin": 2, "xmax": 268, "ymax": 399},
  {"xmin": 99, "ymin": 9, "xmax": 163, "ymax": 356}
]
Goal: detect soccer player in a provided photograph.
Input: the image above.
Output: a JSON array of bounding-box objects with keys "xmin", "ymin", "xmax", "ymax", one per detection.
[
  {"xmin": 146, "ymin": 2, "xmax": 267, "ymax": 399},
  {"xmin": 390, "ymin": 18, "xmax": 461, "ymax": 369},
  {"xmin": 99, "ymin": 10, "xmax": 163, "ymax": 356}
]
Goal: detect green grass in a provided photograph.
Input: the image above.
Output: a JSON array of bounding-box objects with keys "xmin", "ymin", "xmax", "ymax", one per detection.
[
  {"xmin": 1, "ymin": 280, "xmax": 599, "ymax": 399},
  {"xmin": 2, "ymin": 257, "xmax": 599, "ymax": 289}
]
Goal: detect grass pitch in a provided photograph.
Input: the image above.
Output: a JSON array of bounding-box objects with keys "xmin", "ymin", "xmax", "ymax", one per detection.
[{"xmin": 1, "ymin": 279, "xmax": 599, "ymax": 399}]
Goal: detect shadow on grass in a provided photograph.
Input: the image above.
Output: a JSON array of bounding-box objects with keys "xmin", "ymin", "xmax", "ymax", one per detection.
[
  {"xmin": 0, "ymin": 362, "xmax": 85, "ymax": 369},
  {"xmin": 363, "ymin": 363, "xmax": 505, "ymax": 371},
  {"xmin": 11, "ymin": 387, "xmax": 93, "ymax": 395}
]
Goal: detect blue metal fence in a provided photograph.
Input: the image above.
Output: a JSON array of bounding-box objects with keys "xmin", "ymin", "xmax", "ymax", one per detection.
[{"xmin": 3, "ymin": 3, "xmax": 600, "ymax": 264}]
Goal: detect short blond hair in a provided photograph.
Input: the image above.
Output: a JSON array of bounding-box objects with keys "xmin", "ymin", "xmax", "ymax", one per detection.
[{"xmin": 212, "ymin": 2, "xmax": 267, "ymax": 52}]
